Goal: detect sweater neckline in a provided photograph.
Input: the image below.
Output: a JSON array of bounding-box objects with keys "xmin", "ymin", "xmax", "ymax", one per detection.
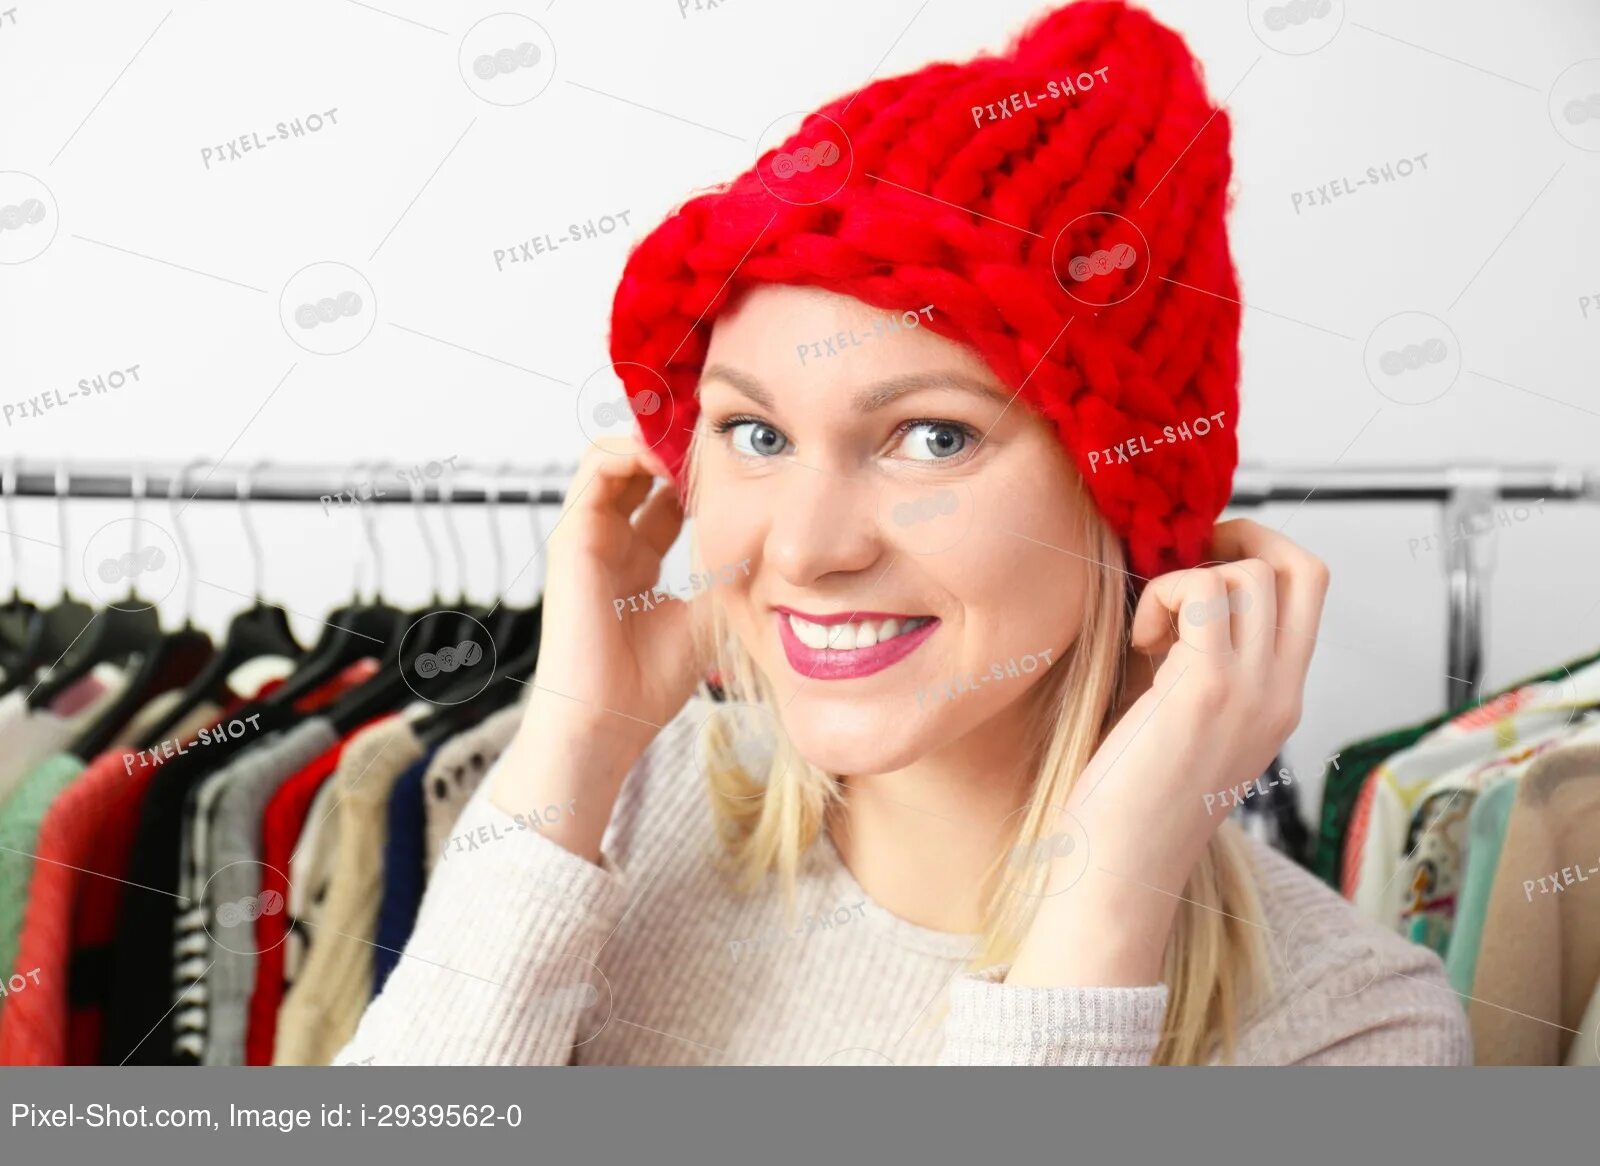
[{"xmin": 811, "ymin": 825, "xmax": 986, "ymax": 962}]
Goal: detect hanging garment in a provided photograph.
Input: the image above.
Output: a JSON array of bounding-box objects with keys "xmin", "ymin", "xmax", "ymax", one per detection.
[
  {"xmin": 283, "ymin": 754, "xmax": 348, "ymax": 986},
  {"xmin": 171, "ymin": 718, "xmax": 340, "ymax": 1064},
  {"xmin": 1443, "ymin": 777, "xmax": 1520, "ymax": 996},
  {"xmin": 376, "ymin": 702, "xmax": 525, "ymax": 990},
  {"xmin": 372, "ymin": 751, "xmax": 435, "ymax": 996},
  {"xmin": 0, "ymin": 666, "xmax": 126, "ymax": 803},
  {"xmin": 1342, "ymin": 659, "xmax": 1600, "ymax": 926},
  {"xmin": 422, "ymin": 702, "xmax": 524, "ymax": 876},
  {"xmin": 103, "ymin": 663, "xmax": 370, "ymax": 1064},
  {"xmin": 1469, "ymin": 738, "xmax": 1600, "ymax": 1064},
  {"xmin": 64, "ymin": 702, "xmax": 230, "ymax": 1064},
  {"xmin": 0, "ymin": 687, "xmax": 183, "ymax": 1020},
  {"xmin": 243, "ymin": 724, "xmax": 370, "ymax": 1066},
  {"xmin": 105, "ymin": 707, "xmax": 298, "ymax": 1062},
  {"xmin": 169, "ymin": 737, "xmax": 283, "ymax": 1061},
  {"xmin": 0, "ymin": 695, "xmax": 224, "ymax": 1065},
  {"xmin": 1392, "ymin": 716, "xmax": 1599, "ymax": 955},
  {"xmin": 273, "ymin": 715, "xmax": 424, "ymax": 1064},
  {"xmin": 197, "ymin": 721, "xmax": 347, "ymax": 1068},
  {"xmin": 0, "ymin": 754, "xmax": 86, "ymax": 1020},
  {"xmin": 1312, "ymin": 644, "xmax": 1600, "ymax": 889}
]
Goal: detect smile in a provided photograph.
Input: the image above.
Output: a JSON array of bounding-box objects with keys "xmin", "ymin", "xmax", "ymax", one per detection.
[{"xmin": 773, "ymin": 608, "xmax": 940, "ymax": 681}]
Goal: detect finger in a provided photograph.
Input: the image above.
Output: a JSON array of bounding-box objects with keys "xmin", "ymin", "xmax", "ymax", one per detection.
[
  {"xmin": 1208, "ymin": 519, "xmax": 1329, "ymax": 680},
  {"xmin": 1177, "ymin": 569, "xmax": 1236, "ymax": 660},
  {"xmin": 631, "ymin": 481, "xmax": 686, "ymax": 558},
  {"xmin": 1130, "ymin": 569, "xmax": 1185, "ymax": 655},
  {"xmin": 572, "ymin": 439, "xmax": 667, "ymax": 519},
  {"xmin": 1217, "ymin": 558, "xmax": 1277, "ymax": 673},
  {"xmin": 1147, "ymin": 567, "xmax": 1233, "ymax": 661}
]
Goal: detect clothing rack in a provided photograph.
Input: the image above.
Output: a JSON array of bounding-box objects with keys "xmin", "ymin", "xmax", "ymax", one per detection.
[
  {"xmin": 4, "ymin": 462, "xmax": 576, "ymax": 506},
  {"xmin": 9, "ymin": 460, "xmax": 1600, "ymax": 707}
]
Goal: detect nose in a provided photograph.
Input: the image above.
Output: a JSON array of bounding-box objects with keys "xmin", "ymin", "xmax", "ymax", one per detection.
[{"xmin": 764, "ymin": 462, "xmax": 885, "ymax": 588}]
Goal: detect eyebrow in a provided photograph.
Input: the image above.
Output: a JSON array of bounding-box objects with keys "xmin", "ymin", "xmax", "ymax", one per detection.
[{"xmin": 698, "ymin": 364, "xmax": 1012, "ymax": 412}]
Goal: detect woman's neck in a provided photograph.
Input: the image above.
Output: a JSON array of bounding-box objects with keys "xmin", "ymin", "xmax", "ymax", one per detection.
[{"xmin": 826, "ymin": 696, "xmax": 1042, "ymax": 935}]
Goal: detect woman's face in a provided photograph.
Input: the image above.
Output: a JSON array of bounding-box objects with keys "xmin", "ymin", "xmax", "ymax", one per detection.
[{"xmin": 691, "ymin": 284, "xmax": 1099, "ymax": 776}]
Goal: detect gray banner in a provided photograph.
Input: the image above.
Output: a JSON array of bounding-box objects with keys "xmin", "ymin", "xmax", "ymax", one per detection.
[{"xmin": 0, "ymin": 1067, "xmax": 1583, "ymax": 1165}]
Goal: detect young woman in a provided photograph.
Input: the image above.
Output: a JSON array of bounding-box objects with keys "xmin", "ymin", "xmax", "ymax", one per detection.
[{"xmin": 336, "ymin": 1, "xmax": 1469, "ymax": 1065}]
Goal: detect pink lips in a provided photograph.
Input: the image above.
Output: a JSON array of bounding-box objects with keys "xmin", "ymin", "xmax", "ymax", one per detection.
[{"xmin": 774, "ymin": 609, "xmax": 940, "ymax": 681}]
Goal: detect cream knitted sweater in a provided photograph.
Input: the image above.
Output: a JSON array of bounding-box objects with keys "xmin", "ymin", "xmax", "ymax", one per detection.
[{"xmin": 335, "ymin": 696, "xmax": 1472, "ymax": 1066}]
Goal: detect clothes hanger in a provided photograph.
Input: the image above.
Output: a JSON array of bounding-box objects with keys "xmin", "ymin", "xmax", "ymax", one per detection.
[
  {"xmin": 259, "ymin": 461, "xmax": 403, "ymax": 713},
  {"xmin": 0, "ymin": 459, "xmax": 39, "ymax": 673},
  {"xmin": 321, "ymin": 464, "xmax": 466, "ymax": 735},
  {"xmin": 29, "ymin": 465, "xmax": 173, "ymax": 709},
  {"xmin": 0, "ymin": 465, "xmax": 102, "ymax": 701},
  {"xmin": 438, "ymin": 468, "xmax": 497, "ymax": 649},
  {"xmin": 412, "ymin": 464, "xmax": 544, "ymax": 748},
  {"xmin": 483, "ymin": 462, "xmax": 541, "ymax": 660},
  {"xmin": 134, "ymin": 460, "xmax": 300, "ymax": 748},
  {"xmin": 398, "ymin": 462, "xmax": 469, "ymax": 660},
  {"xmin": 70, "ymin": 466, "xmax": 216, "ymax": 757}
]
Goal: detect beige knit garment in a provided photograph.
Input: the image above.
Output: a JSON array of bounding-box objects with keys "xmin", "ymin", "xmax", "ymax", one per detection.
[
  {"xmin": 335, "ymin": 695, "xmax": 1471, "ymax": 1066},
  {"xmin": 423, "ymin": 702, "xmax": 527, "ymax": 876},
  {"xmin": 1468, "ymin": 740, "xmax": 1600, "ymax": 1065},
  {"xmin": 273, "ymin": 715, "xmax": 424, "ymax": 1065}
]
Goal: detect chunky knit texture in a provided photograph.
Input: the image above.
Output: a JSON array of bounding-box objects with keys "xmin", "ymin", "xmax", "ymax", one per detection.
[
  {"xmin": 336, "ymin": 696, "xmax": 1470, "ymax": 1067},
  {"xmin": 609, "ymin": 1, "xmax": 1240, "ymax": 578}
]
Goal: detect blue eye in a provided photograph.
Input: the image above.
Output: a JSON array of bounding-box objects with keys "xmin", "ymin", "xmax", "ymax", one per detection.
[
  {"xmin": 896, "ymin": 421, "xmax": 969, "ymax": 461},
  {"xmin": 727, "ymin": 420, "xmax": 788, "ymax": 457}
]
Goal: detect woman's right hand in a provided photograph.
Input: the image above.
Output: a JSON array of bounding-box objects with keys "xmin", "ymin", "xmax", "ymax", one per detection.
[
  {"xmin": 531, "ymin": 435, "xmax": 707, "ymax": 733},
  {"xmin": 489, "ymin": 435, "xmax": 707, "ymax": 856}
]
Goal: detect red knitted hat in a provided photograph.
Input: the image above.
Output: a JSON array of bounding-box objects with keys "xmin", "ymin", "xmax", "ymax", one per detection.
[{"xmin": 608, "ymin": 0, "xmax": 1240, "ymax": 579}]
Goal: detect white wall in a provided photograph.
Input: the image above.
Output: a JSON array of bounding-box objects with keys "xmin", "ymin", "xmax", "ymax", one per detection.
[{"xmin": 2, "ymin": 0, "xmax": 1598, "ymax": 817}]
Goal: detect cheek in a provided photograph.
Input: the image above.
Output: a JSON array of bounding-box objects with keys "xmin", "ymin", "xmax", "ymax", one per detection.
[
  {"xmin": 929, "ymin": 525, "xmax": 1090, "ymax": 662},
  {"xmin": 918, "ymin": 477, "xmax": 1093, "ymax": 643},
  {"xmin": 694, "ymin": 487, "xmax": 767, "ymax": 601}
]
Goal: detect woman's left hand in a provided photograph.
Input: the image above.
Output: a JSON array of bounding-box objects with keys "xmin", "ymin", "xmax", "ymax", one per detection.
[{"xmin": 1006, "ymin": 518, "xmax": 1329, "ymax": 988}]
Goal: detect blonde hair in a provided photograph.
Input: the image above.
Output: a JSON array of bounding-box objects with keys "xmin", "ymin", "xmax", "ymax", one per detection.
[{"xmin": 682, "ymin": 427, "xmax": 1270, "ymax": 1065}]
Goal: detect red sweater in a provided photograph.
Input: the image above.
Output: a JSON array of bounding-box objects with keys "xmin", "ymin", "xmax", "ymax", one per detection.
[{"xmin": 0, "ymin": 746, "xmax": 166, "ymax": 1063}]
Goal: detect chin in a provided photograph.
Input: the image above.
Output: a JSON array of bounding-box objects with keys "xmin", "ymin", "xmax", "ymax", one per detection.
[{"xmin": 776, "ymin": 690, "xmax": 951, "ymax": 777}]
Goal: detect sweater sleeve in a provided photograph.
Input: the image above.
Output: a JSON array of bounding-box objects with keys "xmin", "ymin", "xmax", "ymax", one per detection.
[
  {"xmin": 938, "ymin": 830, "xmax": 1474, "ymax": 1067},
  {"xmin": 938, "ymin": 969, "xmax": 1169, "ymax": 1065},
  {"xmin": 330, "ymin": 762, "xmax": 631, "ymax": 1066}
]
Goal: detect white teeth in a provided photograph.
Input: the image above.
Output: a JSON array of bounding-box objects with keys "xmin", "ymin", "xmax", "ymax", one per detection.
[
  {"xmin": 786, "ymin": 614, "xmax": 928, "ymax": 651},
  {"xmin": 789, "ymin": 614, "xmax": 829, "ymax": 650}
]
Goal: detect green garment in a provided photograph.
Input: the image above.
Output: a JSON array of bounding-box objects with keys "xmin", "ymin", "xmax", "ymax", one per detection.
[
  {"xmin": 0, "ymin": 752, "xmax": 86, "ymax": 1016},
  {"xmin": 1313, "ymin": 644, "xmax": 1600, "ymax": 890},
  {"xmin": 1443, "ymin": 777, "xmax": 1518, "ymax": 997}
]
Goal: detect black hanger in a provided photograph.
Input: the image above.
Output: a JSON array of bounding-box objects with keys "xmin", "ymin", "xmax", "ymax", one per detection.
[
  {"xmin": 74, "ymin": 623, "xmax": 213, "ymax": 758},
  {"xmin": 321, "ymin": 467, "xmax": 470, "ymax": 735},
  {"xmin": 477, "ymin": 461, "xmax": 542, "ymax": 660},
  {"xmin": 29, "ymin": 467, "xmax": 178, "ymax": 711},
  {"xmin": 0, "ymin": 459, "xmax": 39, "ymax": 674},
  {"xmin": 412, "ymin": 469, "xmax": 545, "ymax": 747},
  {"xmin": 261, "ymin": 464, "xmax": 402, "ymax": 714},
  {"xmin": 60, "ymin": 468, "xmax": 216, "ymax": 750},
  {"xmin": 412, "ymin": 600, "xmax": 540, "ymax": 749},
  {"xmin": 0, "ymin": 588, "xmax": 36, "ymax": 681},
  {"xmin": 134, "ymin": 462, "xmax": 299, "ymax": 748},
  {"xmin": 0, "ymin": 466, "xmax": 98, "ymax": 701}
]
